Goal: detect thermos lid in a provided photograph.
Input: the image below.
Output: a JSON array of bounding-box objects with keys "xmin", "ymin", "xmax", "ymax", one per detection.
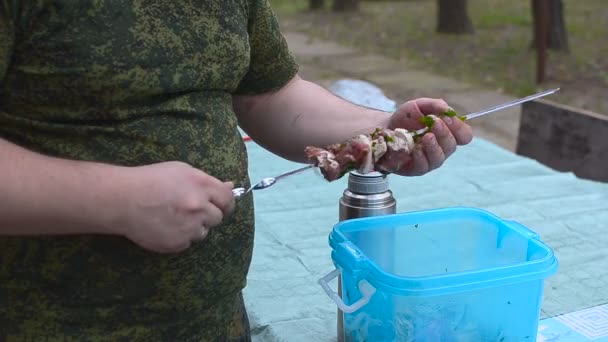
[{"xmin": 348, "ymin": 171, "xmax": 390, "ymax": 194}]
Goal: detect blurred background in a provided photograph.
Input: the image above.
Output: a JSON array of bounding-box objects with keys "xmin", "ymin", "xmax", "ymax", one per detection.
[{"xmin": 269, "ymin": 0, "xmax": 607, "ymax": 116}]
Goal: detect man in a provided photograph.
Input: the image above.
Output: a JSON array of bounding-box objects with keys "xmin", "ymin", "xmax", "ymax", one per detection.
[{"xmin": 0, "ymin": 0, "xmax": 472, "ymax": 340}]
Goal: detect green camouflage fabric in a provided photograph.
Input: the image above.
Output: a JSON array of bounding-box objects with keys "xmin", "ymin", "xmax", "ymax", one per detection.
[{"xmin": 0, "ymin": 0, "xmax": 298, "ymax": 340}]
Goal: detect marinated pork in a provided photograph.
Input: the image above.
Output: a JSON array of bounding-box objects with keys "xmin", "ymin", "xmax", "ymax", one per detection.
[{"xmin": 305, "ymin": 127, "xmax": 417, "ymax": 181}]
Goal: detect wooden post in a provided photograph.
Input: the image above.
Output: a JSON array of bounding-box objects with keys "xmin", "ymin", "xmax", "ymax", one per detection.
[{"xmin": 532, "ymin": 0, "xmax": 549, "ymax": 84}]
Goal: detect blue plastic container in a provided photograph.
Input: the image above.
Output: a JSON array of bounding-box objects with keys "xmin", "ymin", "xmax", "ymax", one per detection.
[{"xmin": 319, "ymin": 207, "xmax": 558, "ymax": 342}]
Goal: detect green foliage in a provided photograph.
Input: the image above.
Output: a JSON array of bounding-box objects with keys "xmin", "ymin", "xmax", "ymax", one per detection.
[
  {"xmin": 271, "ymin": 0, "xmax": 608, "ymax": 114},
  {"xmin": 476, "ymin": 13, "xmax": 530, "ymax": 28}
]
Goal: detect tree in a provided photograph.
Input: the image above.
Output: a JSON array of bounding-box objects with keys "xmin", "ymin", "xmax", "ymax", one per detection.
[
  {"xmin": 547, "ymin": 0, "xmax": 569, "ymax": 51},
  {"xmin": 532, "ymin": 0, "xmax": 569, "ymax": 51},
  {"xmin": 332, "ymin": 0, "xmax": 360, "ymax": 12},
  {"xmin": 437, "ymin": 0, "xmax": 474, "ymax": 34},
  {"xmin": 309, "ymin": 0, "xmax": 324, "ymax": 10},
  {"xmin": 531, "ymin": 0, "xmax": 569, "ymax": 83}
]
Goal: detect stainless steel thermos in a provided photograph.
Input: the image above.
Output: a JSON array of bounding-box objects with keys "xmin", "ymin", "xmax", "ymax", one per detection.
[
  {"xmin": 339, "ymin": 171, "xmax": 397, "ymax": 221},
  {"xmin": 337, "ymin": 171, "xmax": 397, "ymax": 342}
]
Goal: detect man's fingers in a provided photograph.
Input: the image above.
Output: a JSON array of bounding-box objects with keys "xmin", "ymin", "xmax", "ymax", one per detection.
[
  {"xmin": 191, "ymin": 218, "xmax": 211, "ymax": 241},
  {"xmin": 223, "ymin": 181, "xmax": 236, "ymax": 210},
  {"xmin": 393, "ymin": 98, "xmax": 451, "ymax": 131},
  {"xmin": 199, "ymin": 226, "xmax": 210, "ymax": 240},
  {"xmin": 404, "ymin": 146, "xmax": 429, "ymax": 176},
  {"xmin": 222, "ymin": 181, "xmax": 237, "ymax": 213},
  {"xmin": 414, "ymin": 98, "xmax": 450, "ymax": 116},
  {"xmin": 444, "ymin": 116, "xmax": 474, "ymax": 145},
  {"xmin": 388, "ymin": 97, "xmax": 472, "ymax": 177},
  {"xmin": 207, "ymin": 182, "xmax": 236, "ymax": 216},
  {"xmin": 164, "ymin": 241, "xmax": 191, "ymax": 254},
  {"xmin": 431, "ymin": 117, "xmax": 457, "ymax": 158},
  {"xmin": 202, "ymin": 204, "xmax": 224, "ymax": 229},
  {"xmin": 421, "ymin": 133, "xmax": 446, "ymax": 171},
  {"xmin": 190, "ymin": 205, "xmax": 221, "ymax": 242}
]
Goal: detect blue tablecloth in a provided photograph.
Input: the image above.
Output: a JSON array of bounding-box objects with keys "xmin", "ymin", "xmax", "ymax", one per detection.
[{"xmin": 241, "ymin": 134, "xmax": 608, "ymax": 342}]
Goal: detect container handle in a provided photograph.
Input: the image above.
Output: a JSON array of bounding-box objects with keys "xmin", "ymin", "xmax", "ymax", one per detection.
[
  {"xmin": 504, "ymin": 220, "xmax": 540, "ymax": 239},
  {"xmin": 318, "ymin": 268, "xmax": 376, "ymax": 314}
]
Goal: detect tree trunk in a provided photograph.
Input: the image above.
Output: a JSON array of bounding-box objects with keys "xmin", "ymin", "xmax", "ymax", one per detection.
[
  {"xmin": 332, "ymin": 0, "xmax": 360, "ymax": 12},
  {"xmin": 531, "ymin": 0, "xmax": 549, "ymax": 83},
  {"xmin": 531, "ymin": 0, "xmax": 569, "ymax": 52},
  {"xmin": 547, "ymin": 0, "xmax": 569, "ymax": 51},
  {"xmin": 436, "ymin": 0, "xmax": 474, "ymax": 34},
  {"xmin": 310, "ymin": 0, "xmax": 324, "ymax": 10}
]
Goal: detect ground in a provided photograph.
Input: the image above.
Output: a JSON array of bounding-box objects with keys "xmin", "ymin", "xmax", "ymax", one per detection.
[{"xmin": 271, "ymin": 0, "xmax": 608, "ymax": 116}]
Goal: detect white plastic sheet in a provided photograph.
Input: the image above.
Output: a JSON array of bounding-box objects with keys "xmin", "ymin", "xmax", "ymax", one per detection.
[{"xmin": 328, "ymin": 79, "xmax": 397, "ymax": 112}]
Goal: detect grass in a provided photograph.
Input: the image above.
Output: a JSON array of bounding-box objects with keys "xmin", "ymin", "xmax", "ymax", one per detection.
[{"xmin": 270, "ymin": 0, "xmax": 608, "ymax": 114}]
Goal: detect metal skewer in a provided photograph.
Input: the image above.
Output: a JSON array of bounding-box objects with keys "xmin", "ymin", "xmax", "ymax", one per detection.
[
  {"xmin": 414, "ymin": 88, "xmax": 560, "ymax": 135},
  {"xmin": 233, "ymin": 88, "xmax": 560, "ymax": 198},
  {"xmin": 232, "ymin": 164, "xmax": 315, "ymax": 198}
]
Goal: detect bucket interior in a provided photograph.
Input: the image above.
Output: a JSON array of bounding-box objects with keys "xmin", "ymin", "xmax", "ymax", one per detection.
[{"xmin": 338, "ymin": 209, "xmax": 549, "ymax": 278}]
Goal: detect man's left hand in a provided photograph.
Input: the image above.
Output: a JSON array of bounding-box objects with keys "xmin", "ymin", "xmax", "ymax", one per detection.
[{"xmin": 388, "ymin": 98, "xmax": 473, "ymax": 176}]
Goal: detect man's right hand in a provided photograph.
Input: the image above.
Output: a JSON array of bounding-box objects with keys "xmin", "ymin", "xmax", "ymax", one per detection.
[{"xmin": 117, "ymin": 161, "xmax": 236, "ymax": 254}]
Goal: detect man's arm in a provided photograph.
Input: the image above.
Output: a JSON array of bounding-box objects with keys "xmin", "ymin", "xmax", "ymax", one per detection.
[
  {"xmin": 0, "ymin": 138, "xmax": 128, "ymax": 235},
  {"xmin": 233, "ymin": 75, "xmax": 392, "ymax": 163},
  {"xmin": 0, "ymin": 7, "xmax": 127, "ymax": 236}
]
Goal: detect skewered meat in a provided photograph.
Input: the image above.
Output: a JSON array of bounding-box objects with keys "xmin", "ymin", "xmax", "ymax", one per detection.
[{"xmin": 304, "ymin": 127, "xmax": 417, "ymax": 181}]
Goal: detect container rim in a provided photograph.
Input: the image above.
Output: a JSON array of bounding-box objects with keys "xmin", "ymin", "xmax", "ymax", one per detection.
[{"xmin": 329, "ymin": 207, "xmax": 559, "ymax": 297}]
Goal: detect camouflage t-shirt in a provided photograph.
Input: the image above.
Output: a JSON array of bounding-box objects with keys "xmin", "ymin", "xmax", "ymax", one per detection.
[{"xmin": 0, "ymin": 0, "xmax": 298, "ymax": 340}]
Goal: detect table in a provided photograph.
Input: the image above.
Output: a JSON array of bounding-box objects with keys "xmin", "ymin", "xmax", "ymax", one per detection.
[{"xmin": 241, "ymin": 122, "xmax": 608, "ymax": 342}]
